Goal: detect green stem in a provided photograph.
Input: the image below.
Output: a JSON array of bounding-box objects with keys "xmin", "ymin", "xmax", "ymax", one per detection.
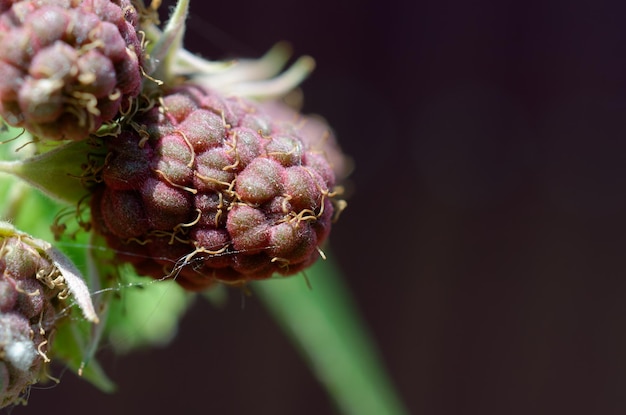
[
  {"xmin": 0, "ymin": 179, "xmax": 29, "ymax": 222},
  {"xmin": 254, "ymin": 258, "xmax": 409, "ymax": 415}
]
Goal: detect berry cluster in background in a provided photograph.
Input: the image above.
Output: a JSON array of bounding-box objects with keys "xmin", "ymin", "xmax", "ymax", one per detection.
[
  {"xmin": 0, "ymin": 0, "xmax": 348, "ymax": 408},
  {"xmin": 0, "ymin": 0, "xmax": 144, "ymax": 140}
]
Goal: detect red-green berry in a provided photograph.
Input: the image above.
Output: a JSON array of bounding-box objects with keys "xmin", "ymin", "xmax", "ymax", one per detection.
[{"xmin": 90, "ymin": 84, "xmax": 346, "ymax": 290}]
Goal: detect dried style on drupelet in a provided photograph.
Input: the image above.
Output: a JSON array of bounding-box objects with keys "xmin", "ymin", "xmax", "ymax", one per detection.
[
  {"xmin": 0, "ymin": 222, "xmax": 98, "ymax": 408},
  {"xmin": 90, "ymin": 84, "xmax": 347, "ymax": 290},
  {"xmin": 0, "ymin": 0, "xmax": 145, "ymax": 141}
]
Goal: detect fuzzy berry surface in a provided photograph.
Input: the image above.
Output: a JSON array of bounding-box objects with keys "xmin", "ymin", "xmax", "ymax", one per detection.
[
  {"xmin": 90, "ymin": 84, "xmax": 346, "ymax": 290},
  {"xmin": 0, "ymin": 0, "xmax": 144, "ymax": 141},
  {"xmin": 0, "ymin": 231, "xmax": 67, "ymax": 408}
]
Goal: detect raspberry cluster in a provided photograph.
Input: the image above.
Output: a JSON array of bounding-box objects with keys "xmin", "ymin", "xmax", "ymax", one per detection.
[
  {"xmin": 91, "ymin": 84, "xmax": 345, "ymax": 290},
  {"xmin": 0, "ymin": 0, "xmax": 349, "ymax": 407},
  {"xmin": 0, "ymin": 0, "xmax": 144, "ymax": 140}
]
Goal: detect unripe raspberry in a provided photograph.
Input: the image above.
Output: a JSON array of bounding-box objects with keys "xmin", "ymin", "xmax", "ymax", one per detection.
[
  {"xmin": 0, "ymin": 0, "xmax": 144, "ymax": 141},
  {"xmin": 90, "ymin": 84, "xmax": 346, "ymax": 290},
  {"xmin": 0, "ymin": 223, "xmax": 97, "ymax": 408}
]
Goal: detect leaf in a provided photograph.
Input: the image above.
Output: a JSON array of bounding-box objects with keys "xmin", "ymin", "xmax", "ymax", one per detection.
[
  {"xmin": 105, "ymin": 265, "xmax": 194, "ymax": 353},
  {"xmin": 45, "ymin": 246, "xmax": 100, "ymax": 323},
  {"xmin": 0, "ymin": 140, "xmax": 102, "ymax": 205},
  {"xmin": 53, "ymin": 317, "xmax": 116, "ymax": 393}
]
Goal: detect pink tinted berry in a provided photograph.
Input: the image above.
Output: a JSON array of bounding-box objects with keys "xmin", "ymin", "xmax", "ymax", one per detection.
[
  {"xmin": 0, "ymin": 228, "xmax": 74, "ymax": 407},
  {"xmin": 0, "ymin": 0, "xmax": 144, "ymax": 141},
  {"xmin": 91, "ymin": 84, "xmax": 346, "ymax": 290}
]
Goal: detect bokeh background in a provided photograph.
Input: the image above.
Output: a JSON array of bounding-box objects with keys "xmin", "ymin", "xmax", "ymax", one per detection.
[{"xmin": 15, "ymin": 0, "xmax": 626, "ymax": 414}]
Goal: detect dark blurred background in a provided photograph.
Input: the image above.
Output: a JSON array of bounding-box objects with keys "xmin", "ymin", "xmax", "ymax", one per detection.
[{"xmin": 16, "ymin": 0, "xmax": 626, "ymax": 414}]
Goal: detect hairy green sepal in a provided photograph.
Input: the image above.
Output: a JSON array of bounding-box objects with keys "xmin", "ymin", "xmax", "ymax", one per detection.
[{"xmin": 0, "ymin": 139, "xmax": 103, "ymax": 205}]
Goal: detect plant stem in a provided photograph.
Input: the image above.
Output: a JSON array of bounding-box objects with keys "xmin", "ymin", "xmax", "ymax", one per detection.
[
  {"xmin": 0, "ymin": 179, "xmax": 28, "ymax": 222},
  {"xmin": 254, "ymin": 257, "xmax": 409, "ymax": 415}
]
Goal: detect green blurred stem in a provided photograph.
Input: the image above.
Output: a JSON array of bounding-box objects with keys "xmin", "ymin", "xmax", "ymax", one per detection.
[
  {"xmin": 254, "ymin": 258, "xmax": 409, "ymax": 415},
  {"xmin": 0, "ymin": 179, "xmax": 29, "ymax": 222}
]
